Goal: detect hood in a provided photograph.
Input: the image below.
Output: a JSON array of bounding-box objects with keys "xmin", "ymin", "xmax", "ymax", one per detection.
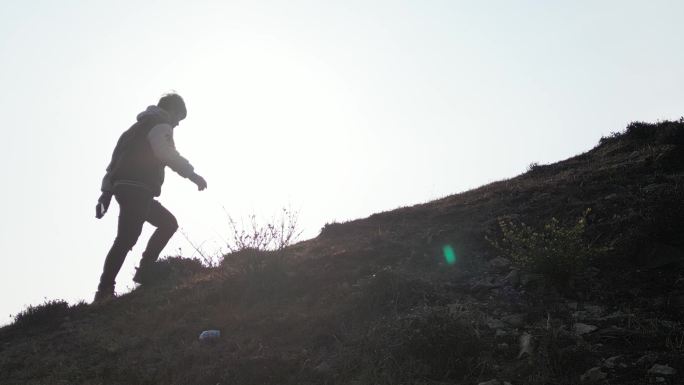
[{"xmin": 136, "ymin": 105, "xmax": 178, "ymax": 126}]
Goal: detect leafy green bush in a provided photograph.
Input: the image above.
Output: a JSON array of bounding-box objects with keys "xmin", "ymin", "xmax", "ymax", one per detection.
[{"xmin": 487, "ymin": 209, "xmax": 604, "ymax": 286}]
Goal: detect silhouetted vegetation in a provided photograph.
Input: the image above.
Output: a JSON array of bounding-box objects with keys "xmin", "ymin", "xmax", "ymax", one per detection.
[{"xmin": 2, "ymin": 120, "xmax": 684, "ymax": 384}]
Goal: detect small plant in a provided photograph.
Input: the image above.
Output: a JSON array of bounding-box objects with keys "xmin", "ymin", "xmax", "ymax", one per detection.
[
  {"xmin": 487, "ymin": 209, "xmax": 604, "ymax": 287},
  {"xmin": 223, "ymin": 206, "xmax": 302, "ymax": 253},
  {"xmin": 13, "ymin": 299, "xmax": 70, "ymax": 327},
  {"xmin": 218, "ymin": 207, "xmax": 303, "ymax": 280},
  {"xmin": 527, "ymin": 162, "xmax": 540, "ymax": 172}
]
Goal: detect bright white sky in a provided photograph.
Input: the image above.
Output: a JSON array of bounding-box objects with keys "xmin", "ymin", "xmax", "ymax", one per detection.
[{"xmin": 1, "ymin": 0, "xmax": 683, "ymax": 324}]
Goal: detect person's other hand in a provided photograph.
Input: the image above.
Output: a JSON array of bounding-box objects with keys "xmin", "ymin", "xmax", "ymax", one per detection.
[
  {"xmin": 96, "ymin": 192, "xmax": 113, "ymax": 219},
  {"xmin": 190, "ymin": 173, "xmax": 207, "ymax": 191}
]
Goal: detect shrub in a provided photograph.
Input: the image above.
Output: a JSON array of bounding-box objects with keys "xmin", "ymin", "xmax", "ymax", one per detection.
[
  {"xmin": 223, "ymin": 207, "xmax": 302, "ymax": 253},
  {"xmin": 487, "ymin": 209, "xmax": 604, "ymax": 287},
  {"xmin": 527, "ymin": 162, "xmax": 540, "ymax": 172},
  {"xmin": 13, "ymin": 299, "xmax": 70, "ymax": 327},
  {"xmin": 218, "ymin": 208, "xmax": 302, "ymax": 288},
  {"xmin": 598, "ymin": 119, "xmax": 684, "ymax": 146},
  {"xmin": 180, "ymin": 207, "xmax": 303, "ymax": 268}
]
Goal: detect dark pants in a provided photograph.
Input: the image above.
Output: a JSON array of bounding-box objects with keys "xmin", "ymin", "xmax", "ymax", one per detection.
[{"xmin": 98, "ymin": 185, "xmax": 178, "ymax": 291}]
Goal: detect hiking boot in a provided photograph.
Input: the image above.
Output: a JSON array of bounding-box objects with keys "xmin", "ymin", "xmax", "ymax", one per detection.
[
  {"xmin": 133, "ymin": 263, "xmax": 157, "ymax": 285},
  {"xmin": 93, "ymin": 287, "xmax": 115, "ymax": 303}
]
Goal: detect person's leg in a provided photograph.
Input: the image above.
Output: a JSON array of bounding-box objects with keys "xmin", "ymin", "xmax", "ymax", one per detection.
[
  {"xmin": 97, "ymin": 187, "xmax": 152, "ymax": 293},
  {"xmin": 139, "ymin": 200, "xmax": 179, "ymax": 269}
]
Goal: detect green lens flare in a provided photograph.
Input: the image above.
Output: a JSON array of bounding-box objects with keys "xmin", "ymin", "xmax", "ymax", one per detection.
[{"xmin": 443, "ymin": 245, "xmax": 456, "ymax": 265}]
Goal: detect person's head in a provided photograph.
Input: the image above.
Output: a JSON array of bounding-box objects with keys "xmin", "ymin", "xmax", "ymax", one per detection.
[{"xmin": 157, "ymin": 93, "xmax": 187, "ymax": 123}]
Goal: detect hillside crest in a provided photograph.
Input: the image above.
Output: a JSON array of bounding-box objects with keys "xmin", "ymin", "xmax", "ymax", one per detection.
[{"xmin": 2, "ymin": 120, "xmax": 684, "ymax": 385}]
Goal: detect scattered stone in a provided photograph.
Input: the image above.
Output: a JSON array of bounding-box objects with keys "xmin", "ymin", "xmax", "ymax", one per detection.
[
  {"xmin": 595, "ymin": 325, "xmax": 633, "ymax": 339},
  {"xmin": 518, "ymin": 332, "xmax": 533, "ymax": 358},
  {"xmin": 574, "ymin": 323, "xmax": 598, "ymax": 335},
  {"xmin": 602, "ymin": 355, "xmax": 622, "ymax": 369},
  {"xmin": 489, "ymin": 257, "xmax": 511, "ymax": 269},
  {"xmin": 486, "ymin": 318, "xmax": 506, "ymax": 329},
  {"xmin": 655, "ymin": 377, "xmax": 666, "ymax": 383},
  {"xmin": 496, "ymin": 342, "xmax": 509, "ymax": 351},
  {"xmin": 573, "ymin": 304, "xmax": 605, "ymax": 321},
  {"xmin": 447, "ymin": 303, "xmax": 465, "ymax": 315},
  {"xmin": 470, "ymin": 276, "xmax": 502, "ymax": 290},
  {"xmin": 580, "ymin": 367, "xmax": 607, "ymax": 382},
  {"xmin": 314, "ymin": 361, "xmax": 332, "ymax": 374},
  {"xmin": 503, "ymin": 269, "xmax": 520, "ymax": 286},
  {"xmin": 598, "ymin": 310, "xmax": 627, "ymax": 322},
  {"xmin": 477, "ymin": 380, "xmax": 501, "ymax": 385},
  {"xmin": 495, "ymin": 329, "xmax": 508, "ymax": 338},
  {"xmin": 502, "ymin": 314, "xmax": 525, "ymax": 328},
  {"xmin": 583, "ymin": 304, "xmax": 604, "ymax": 316},
  {"xmin": 636, "ymin": 352, "xmax": 659, "ymax": 366},
  {"xmin": 520, "ymin": 272, "xmax": 543, "ymax": 286},
  {"xmin": 648, "ymin": 364, "xmax": 676, "ymax": 376}
]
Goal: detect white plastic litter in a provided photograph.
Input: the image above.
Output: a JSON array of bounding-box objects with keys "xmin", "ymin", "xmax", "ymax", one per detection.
[{"xmin": 199, "ymin": 330, "xmax": 221, "ymax": 341}]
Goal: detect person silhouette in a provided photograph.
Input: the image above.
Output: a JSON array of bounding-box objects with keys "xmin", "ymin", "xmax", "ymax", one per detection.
[{"xmin": 94, "ymin": 93, "xmax": 207, "ymax": 302}]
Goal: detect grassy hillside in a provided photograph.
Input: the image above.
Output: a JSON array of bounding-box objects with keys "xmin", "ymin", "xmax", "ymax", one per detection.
[{"xmin": 2, "ymin": 120, "xmax": 684, "ymax": 385}]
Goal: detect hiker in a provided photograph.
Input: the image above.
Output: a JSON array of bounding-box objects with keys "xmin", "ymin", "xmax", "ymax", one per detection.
[{"xmin": 93, "ymin": 93, "xmax": 207, "ymax": 302}]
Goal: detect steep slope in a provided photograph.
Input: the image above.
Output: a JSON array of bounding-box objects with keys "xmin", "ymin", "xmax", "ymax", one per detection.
[{"xmin": 1, "ymin": 120, "xmax": 684, "ymax": 385}]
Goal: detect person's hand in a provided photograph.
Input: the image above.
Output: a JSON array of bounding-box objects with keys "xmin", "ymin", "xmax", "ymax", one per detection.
[
  {"xmin": 96, "ymin": 192, "xmax": 113, "ymax": 219},
  {"xmin": 190, "ymin": 173, "xmax": 207, "ymax": 191}
]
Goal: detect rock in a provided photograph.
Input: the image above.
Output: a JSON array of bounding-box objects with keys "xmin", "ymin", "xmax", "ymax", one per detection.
[
  {"xmin": 573, "ymin": 304, "xmax": 605, "ymax": 320},
  {"xmin": 520, "ymin": 272, "xmax": 543, "ymax": 286},
  {"xmin": 486, "ymin": 318, "xmax": 506, "ymax": 329},
  {"xmin": 517, "ymin": 332, "xmax": 533, "ymax": 358},
  {"xmin": 583, "ymin": 304, "xmax": 604, "ymax": 316},
  {"xmin": 495, "ymin": 329, "xmax": 508, "ymax": 338},
  {"xmin": 602, "ymin": 355, "xmax": 622, "ymax": 369},
  {"xmin": 598, "ymin": 310, "xmax": 627, "ymax": 322},
  {"xmin": 574, "ymin": 323, "xmax": 598, "ymax": 335},
  {"xmin": 447, "ymin": 303, "xmax": 465, "ymax": 315},
  {"xmin": 489, "ymin": 257, "xmax": 511, "ymax": 269},
  {"xmin": 504, "ymin": 269, "xmax": 521, "ymax": 286},
  {"xmin": 470, "ymin": 276, "xmax": 502, "ymax": 290},
  {"xmin": 502, "ymin": 314, "xmax": 525, "ymax": 328},
  {"xmin": 648, "ymin": 364, "xmax": 676, "ymax": 376},
  {"xmin": 477, "ymin": 380, "xmax": 501, "ymax": 385},
  {"xmin": 580, "ymin": 367, "xmax": 607, "ymax": 382},
  {"xmin": 636, "ymin": 352, "xmax": 659, "ymax": 366},
  {"xmin": 595, "ymin": 325, "xmax": 634, "ymax": 339},
  {"xmin": 314, "ymin": 361, "xmax": 332, "ymax": 374},
  {"xmin": 651, "ymin": 296, "xmax": 666, "ymax": 307}
]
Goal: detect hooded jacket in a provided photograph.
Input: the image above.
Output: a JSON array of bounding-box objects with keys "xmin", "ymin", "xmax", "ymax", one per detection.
[{"xmin": 101, "ymin": 106, "xmax": 195, "ymax": 197}]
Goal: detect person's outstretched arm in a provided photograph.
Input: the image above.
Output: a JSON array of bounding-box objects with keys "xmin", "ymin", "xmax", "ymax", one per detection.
[{"xmin": 148, "ymin": 123, "xmax": 207, "ymax": 190}]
